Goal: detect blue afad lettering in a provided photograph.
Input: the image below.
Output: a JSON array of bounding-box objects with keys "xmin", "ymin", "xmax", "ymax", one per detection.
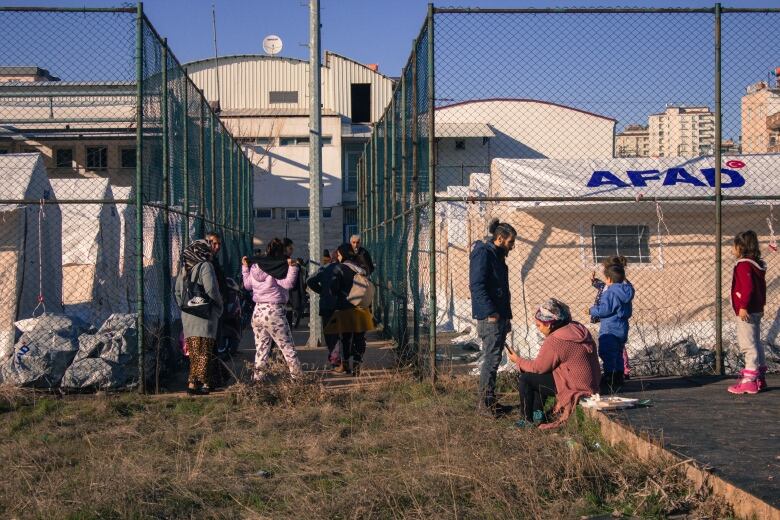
[{"xmin": 586, "ymin": 168, "xmax": 745, "ymax": 189}]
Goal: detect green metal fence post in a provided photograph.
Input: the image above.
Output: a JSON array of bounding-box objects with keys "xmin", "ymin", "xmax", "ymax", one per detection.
[
  {"xmin": 198, "ymin": 96, "xmax": 206, "ymax": 237},
  {"xmin": 134, "ymin": 1, "xmax": 146, "ymax": 393},
  {"xmin": 714, "ymin": 2, "xmax": 724, "ymax": 375},
  {"xmin": 182, "ymin": 70, "xmax": 190, "ymax": 246},
  {"xmin": 410, "ymin": 38, "xmax": 420, "ymax": 374},
  {"xmin": 382, "ymin": 112, "xmax": 390, "ymax": 331},
  {"xmin": 221, "ymin": 127, "xmax": 226, "ymax": 229},
  {"xmin": 160, "ymin": 38, "xmax": 171, "ymax": 391},
  {"xmin": 210, "ymin": 112, "xmax": 216, "ymax": 230},
  {"xmin": 390, "ymin": 95, "xmax": 398, "ymax": 340},
  {"xmin": 426, "ymin": 4, "xmax": 437, "ymax": 383},
  {"xmin": 400, "ymin": 67, "xmax": 409, "ymax": 357}
]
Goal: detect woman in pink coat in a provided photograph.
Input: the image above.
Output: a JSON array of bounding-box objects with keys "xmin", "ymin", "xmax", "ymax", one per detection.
[{"xmin": 242, "ymin": 238, "xmax": 302, "ymax": 381}]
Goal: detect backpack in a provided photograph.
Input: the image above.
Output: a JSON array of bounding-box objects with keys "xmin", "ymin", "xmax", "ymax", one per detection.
[
  {"xmin": 343, "ymin": 262, "xmax": 374, "ymax": 308},
  {"xmin": 180, "ymin": 262, "xmax": 213, "ymax": 319}
]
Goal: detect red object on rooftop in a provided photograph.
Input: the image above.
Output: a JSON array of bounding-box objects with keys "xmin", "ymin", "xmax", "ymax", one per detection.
[{"xmin": 367, "ymin": 64, "xmax": 379, "ymax": 72}]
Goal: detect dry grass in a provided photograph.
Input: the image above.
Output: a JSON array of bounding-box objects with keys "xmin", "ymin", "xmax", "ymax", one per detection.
[{"xmin": 0, "ymin": 375, "xmax": 732, "ymax": 520}]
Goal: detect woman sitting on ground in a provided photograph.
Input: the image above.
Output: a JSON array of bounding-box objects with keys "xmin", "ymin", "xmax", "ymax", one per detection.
[{"xmin": 507, "ymin": 298, "xmax": 601, "ymax": 430}]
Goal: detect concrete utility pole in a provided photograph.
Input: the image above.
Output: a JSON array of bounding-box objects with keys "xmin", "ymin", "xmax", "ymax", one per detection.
[{"xmin": 307, "ymin": 0, "xmax": 323, "ymax": 347}]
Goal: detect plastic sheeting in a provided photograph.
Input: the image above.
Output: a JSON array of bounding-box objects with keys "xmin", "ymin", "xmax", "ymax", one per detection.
[{"xmin": 0, "ymin": 154, "xmax": 63, "ymax": 360}]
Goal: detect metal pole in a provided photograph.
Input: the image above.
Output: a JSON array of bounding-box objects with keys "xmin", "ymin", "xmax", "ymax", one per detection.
[
  {"xmin": 382, "ymin": 111, "xmax": 390, "ymax": 330},
  {"xmin": 426, "ymin": 4, "xmax": 437, "ymax": 383},
  {"xmin": 308, "ymin": 0, "xmax": 323, "ymax": 347},
  {"xmin": 210, "ymin": 112, "xmax": 216, "ymax": 229},
  {"xmin": 400, "ymin": 68, "xmax": 409, "ymax": 356},
  {"xmin": 198, "ymin": 97, "xmax": 206, "ymax": 237},
  {"xmin": 161, "ymin": 39, "xmax": 172, "ymax": 391},
  {"xmin": 410, "ymin": 39, "xmax": 420, "ymax": 373},
  {"xmin": 134, "ymin": 2, "xmax": 146, "ymax": 393},
  {"xmin": 220, "ymin": 127, "xmax": 226, "ymax": 228},
  {"xmin": 390, "ymin": 98, "xmax": 398, "ymax": 339},
  {"xmin": 183, "ymin": 70, "xmax": 190, "ymax": 245},
  {"xmin": 714, "ymin": 2, "xmax": 724, "ymax": 375}
]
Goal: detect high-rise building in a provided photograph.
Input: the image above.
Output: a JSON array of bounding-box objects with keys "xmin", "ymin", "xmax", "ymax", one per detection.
[
  {"xmin": 615, "ymin": 124, "xmax": 650, "ymax": 157},
  {"xmin": 648, "ymin": 106, "xmax": 715, "ymax": 158},
  {"xmin": 741, "ymin": 79, "xmax": 780, "ymax": 154}
]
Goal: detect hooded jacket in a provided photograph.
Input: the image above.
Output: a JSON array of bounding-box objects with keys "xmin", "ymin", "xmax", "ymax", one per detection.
[
  {"xmin": 306, "ymin": 261, "xmax": 360, "ymax": 317},
  {"xmin": 589, "ymin": 281, "xmax": 634, "ymax": 340},
  {"xmin": 469, "ymin": 240, "xmax": 512, "ymax": 320},
  {"xmin": 515, "ymin": 321, "xmax": 601, "ymax": 429},
  {"xmin": 731, "ymin": 258, "xmax": 766, "ymax": 315},
  {"xmin": 242, "ymin": 262, "xmax": 298, "ymax": 305}
]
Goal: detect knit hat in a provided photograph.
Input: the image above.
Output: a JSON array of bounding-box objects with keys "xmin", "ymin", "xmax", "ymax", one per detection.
[{"xmin": 534, "ymin": 298, "xmax": 571, "ymax": 325}]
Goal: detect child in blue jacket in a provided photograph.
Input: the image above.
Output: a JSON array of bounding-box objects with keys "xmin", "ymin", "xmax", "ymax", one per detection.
[{"xmin": 589, "ymin": 260, "xmax": 634, "ymax": 393}]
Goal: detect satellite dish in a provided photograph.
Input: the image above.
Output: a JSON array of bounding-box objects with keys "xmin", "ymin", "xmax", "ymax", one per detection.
[{"xmin": 262, "ymin": 35, "xmax": 283, "ymax": 56}]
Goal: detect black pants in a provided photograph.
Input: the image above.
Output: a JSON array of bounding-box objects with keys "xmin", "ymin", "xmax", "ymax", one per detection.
[
  {"xmin": 342, "ymin": 332, "xmax": 367, "ymax": 364},
  {"xmin": 517, "ymin": 372, "xmax": 556, "ymax": 421}
]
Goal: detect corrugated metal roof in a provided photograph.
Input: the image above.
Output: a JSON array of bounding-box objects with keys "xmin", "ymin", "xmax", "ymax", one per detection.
[
  {"xmin": 220, "ymin": 108, "xmax": 340, "ymax": 117},
  {"xmin": 436, "ymin": 122, "xmax": 495, "ymax": 138}
]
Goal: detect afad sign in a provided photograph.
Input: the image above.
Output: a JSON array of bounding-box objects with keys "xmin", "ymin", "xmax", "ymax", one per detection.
[{"xmin": 586, "ymin": 164, "xmax": 746, "ymax": 189}]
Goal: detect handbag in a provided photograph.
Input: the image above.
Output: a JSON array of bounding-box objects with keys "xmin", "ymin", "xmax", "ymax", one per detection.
[{"xmin": 180, "ymin": 262, "xmax": 213, "ymax": 319}]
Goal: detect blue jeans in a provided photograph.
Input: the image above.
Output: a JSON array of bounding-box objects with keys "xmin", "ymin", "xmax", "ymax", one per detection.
[
  {"xmin": 598, "ymin": 334, "xmax": 625, "ymax": 373},
  {"xmin": 477, "ymin": 318, "xmax": 509, "ymax": 404}
]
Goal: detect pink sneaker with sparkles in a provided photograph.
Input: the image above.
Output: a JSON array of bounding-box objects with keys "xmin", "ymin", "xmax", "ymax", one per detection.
[{"xmin": 728, "ymin": 369, "xmax": 760, "ymax": 395}]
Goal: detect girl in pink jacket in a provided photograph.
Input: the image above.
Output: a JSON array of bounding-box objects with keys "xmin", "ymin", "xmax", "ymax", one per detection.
[{"xmin": 242, "ymin": 238, "xmax": 302, "ymax": 381}]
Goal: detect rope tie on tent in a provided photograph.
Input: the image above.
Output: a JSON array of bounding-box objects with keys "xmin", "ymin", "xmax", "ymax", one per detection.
[
  {"xmin": 766, "ymin": 203, "xmax": 778, "ymax": 252},
  {"xmin": 32, "ymin": 199, "xmax": 46, "ymax": 317},
  {"xmin": 655, "ymin": 198, "xmax": 670, "ymax": 264}
]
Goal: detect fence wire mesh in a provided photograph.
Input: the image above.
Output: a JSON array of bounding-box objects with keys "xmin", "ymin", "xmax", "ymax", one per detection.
[
  {"xmin": 0, "ymin": 6, "xmax": 253, "ymax": 392},
  {"xmin": 362, "ymin": 6, "xmax": 780, "ymax": 380}
]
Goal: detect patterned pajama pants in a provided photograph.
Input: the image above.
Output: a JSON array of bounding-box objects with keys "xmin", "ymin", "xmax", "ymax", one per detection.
[
  {"xmin": 186, "ymin": 336, "xmax": 214, "ymax": 386},
  {"xmin": 252, "ymin": 303, "xmax": 303, "ymax": 379}
]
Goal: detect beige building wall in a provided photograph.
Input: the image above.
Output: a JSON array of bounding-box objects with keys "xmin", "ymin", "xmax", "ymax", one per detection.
[
  {"xmin": 648, "ymin": 106, "xmax": 715, "ymax": 158},
  {"xmin": 253, "ymin": 206, "xmax": 344, "ymax": 260},
  {"xmin": 186, "ymin": 53, "xmax": 394, "ymax": 121},
  {"xmin": 0, "ymin": 138, "xmax": 135, "ymax": 187},
  {"xmin": 741, "ymin": 82, "xmax": 780, "ymax": 154},
  {"xmin": 615, "ymin": 126, "xmax": 650, "ymax": 157}
]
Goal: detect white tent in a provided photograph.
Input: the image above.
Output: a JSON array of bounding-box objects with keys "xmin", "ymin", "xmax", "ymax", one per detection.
[
  {"xmin": 0, "ymin": 154, "xmax": 62, "ymax": 359},
  {"xmin": 50, "ymin": 178, "xmax": 122, "ymax": 325},
  {"xmin": 490, "ymin": 154, "xmax": 780, "ymax": 203}
]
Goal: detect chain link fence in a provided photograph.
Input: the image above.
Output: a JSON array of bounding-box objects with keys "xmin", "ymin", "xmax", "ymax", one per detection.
[
  {"xmin": 361, "ymin": 5, "xmax": 780, "ymax": 380},
  {"xmin": 0, "ymin": 6, "xmax": 253, "ymax": 392}
]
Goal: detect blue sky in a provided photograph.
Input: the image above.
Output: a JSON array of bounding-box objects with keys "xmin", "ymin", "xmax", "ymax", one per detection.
[{"xmin": 3, "ymin": 1, "xmax": 780, "ymax": 139}]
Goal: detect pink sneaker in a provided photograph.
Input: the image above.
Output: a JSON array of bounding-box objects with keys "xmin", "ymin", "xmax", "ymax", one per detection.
[
  {"xmin": 757, "ymin": 366, "xmax": 768, "ymax": 391},
  {"xmin": 728, "ymin": 369, "xmax": 760, "ymax": 394}
]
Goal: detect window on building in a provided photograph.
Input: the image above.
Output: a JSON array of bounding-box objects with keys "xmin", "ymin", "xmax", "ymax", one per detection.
[
  {"xmin": 86, "ymin": 146, "xmax": 108, "ymax": 169},
  {"xmin": 591, "ymin": 225, "xmax": 651, "ymax": 264},
  {"xmin": 254, "ymin": 208, "xmax": 272, "ymax": 219},
  {"xmin": 285, "ymin": 208, "xmax": 311, "ymax": 220},
  {"xmin": 280, "ymin": 136, "xmax": 310, "ymax": 146},
  {"xmin": 343, "ymin": 207, "xmax": 358, "ymax": 242},
  {"xmin": 120, "ymin": 148, "xmax": 136, "ymax": 168},
  {"xmin": 322, "ymin": 137, "xmax": 332, "ymax": 145},
  {"xmin": 323, "ymin": 208, "xmax": 332, "ymax": 218},
  {"xmin": 255, "ymin": 137, "xmax": 272, "ymax": 146},
  {"xmin": 344, "ymin": 151, "xmax": 360, "ymax": 193},
  {"xmin": 0, "ymin": 148, "xmax": 8, "ymax": 155},
  {"xmin": 269, "ymin": 91, "xmax": 298, "ymax": 104},
  {"xmin": 350, "ymin": 83, "xmax": 371, "ymax": 124},
  {"xmin": 455, "ymin": 140, "xmax": 466, "ymax": 150},
  {"xmin": 55, "ymin": 148, "xmax": 73, "ymax": 168}
]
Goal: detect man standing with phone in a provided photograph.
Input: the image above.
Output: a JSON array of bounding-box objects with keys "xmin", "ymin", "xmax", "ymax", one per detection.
[{"xmin": 469, "ymin": 218, "xmax": 517, "ymax": 416}]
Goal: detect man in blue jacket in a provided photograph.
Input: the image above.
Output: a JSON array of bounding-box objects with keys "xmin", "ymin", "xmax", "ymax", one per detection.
[{"xmin": 469, "ymin": 218, "xmax": 517, "ymax": 415}]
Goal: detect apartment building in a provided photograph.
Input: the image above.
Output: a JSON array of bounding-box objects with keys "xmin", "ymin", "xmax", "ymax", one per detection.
[
  {"xmin": 648, "ymin": 106, "xmax": 715, "ymax": 158},
  {"xmin": 741, "ymin": 79, "xmax": 780, "ymax": 154},
  {"xmin": 615, "ymin": 124, "xmax": 650, "ymax": 158}
]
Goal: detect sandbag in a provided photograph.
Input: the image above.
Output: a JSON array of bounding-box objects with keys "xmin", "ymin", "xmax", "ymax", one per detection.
[
  {"xmin": 0, "ymin": 314, "xmax": 81, "ymax": 387},
  {"xmin": 61, "ymin": 357, "xmax": 130, "ymax": 390}
]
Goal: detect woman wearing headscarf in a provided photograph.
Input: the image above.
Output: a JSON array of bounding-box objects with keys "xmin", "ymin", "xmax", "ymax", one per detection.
[
  {"xmin": 175, "ymin": 239, "xmax": 223, "ymax": 395},
  {"xmin": 507, "ymin": 298, "xmax": 601, "ymax": 429},
  {"xmin": 242, "ymin": 238, "xmax": 303, "ymax": 381}
]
